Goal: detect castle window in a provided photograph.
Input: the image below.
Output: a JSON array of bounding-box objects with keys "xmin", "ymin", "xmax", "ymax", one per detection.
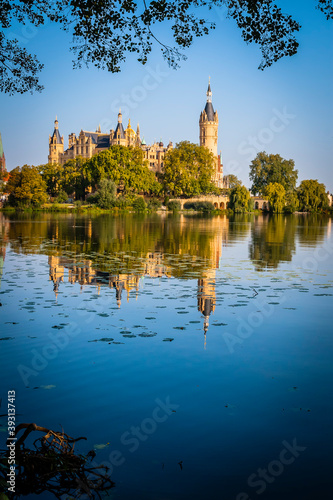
[
  {"xmin": 81, "ymin": 147, "xmax": 84, "ymax": 155},
  {"xmin": 86, "ymin": 146, "xmax": 89, "ymax": 154}
]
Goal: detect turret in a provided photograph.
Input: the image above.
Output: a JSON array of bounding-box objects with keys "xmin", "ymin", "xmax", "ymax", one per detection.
[{"xmin": 48, "ymin": 116, "xmax": 64, "ymax": 164}]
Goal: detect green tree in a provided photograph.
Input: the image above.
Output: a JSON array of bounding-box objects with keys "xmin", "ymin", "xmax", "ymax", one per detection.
[
  {"xmin": 3, "ymin": 1, "xmax": 332, "ymax": 94},
  {"xmin": 84, "ymin": 145, "xmax": 155, "ymax": 195},
  {"xmin": 224, "ymin": 174, "xmax": 242, "ymax": 189},
  {"xmin": 162, "ymin": 141, "xmax": 215, "ymax": 197},
  {"xmin": 284, "ymin": 190, "xmax": 299, "ymax": 213},
  {"xmin": 62, "ymin": 157, "xmax": 88, "ymax": 200},
  {"xmin": 297, "ymin": 179, "xmax": 329, "ymax": 211},
  {"xmin": 38, "ymin": 163, "xmax": 63, "ymax": 197},
  {"xmin": 229, "ymin": 185, "xmax": 251, "ymax": 212},
  {"xmin": 7, "ymin": 165, "xmax": 48, "ymax": 207},
  {"xmin": 95, "ymin": 178, "xmax": 117, "ymax": 209},
  {"xmin": 264, "ymin": 182, "xmax": 286, "ymax": 213},
  {"xmin": 249, "ymin": 152, "xmax": 298, "ymax": 195}
]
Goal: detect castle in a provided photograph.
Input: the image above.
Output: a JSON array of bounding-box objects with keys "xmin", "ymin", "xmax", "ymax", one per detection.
[{"xmin": 48, "ymin": 81, "xmax": 224, "ymax": 186}]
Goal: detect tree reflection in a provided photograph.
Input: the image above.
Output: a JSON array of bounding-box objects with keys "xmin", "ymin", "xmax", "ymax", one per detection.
[{"xmin": 249, "ymin": 214, "xmax": 329, "ymax": 270}]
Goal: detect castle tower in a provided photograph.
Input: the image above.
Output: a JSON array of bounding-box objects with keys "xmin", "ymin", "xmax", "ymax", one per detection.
[
  {"xmin": 197, "ymin": 270, "xmax": 216, "ymax": 336},
  {"xmin": 48, "ymin": 117, "xmax": 64, "ymax": 164},
  {"xmin": 199, "ymin": 80, "xmax": 223, "ymax": 187},
  {"xmin": 111, "ymin": 109, "xmax": 127, "ymax": 146},
  {"xmin": 125, "ymin": 119, "xmax": 136, "ymax": 146},
  {"xmin": 136, "ymin": 123, "xmax": 141, "ymax": 146}
]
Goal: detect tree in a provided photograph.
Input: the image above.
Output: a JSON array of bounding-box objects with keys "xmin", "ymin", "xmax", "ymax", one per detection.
[
  {"xmin": 228, "ymin": 185, "xmax": 251, "ymax": 212},
  {"xmin": 249, "ymin": 151, "xmax": 298, "ymax": 195},
  {"xmin": 297, "ymin": 179, "xmax": 329, "ymax": 212},
  {"xmin": 84, "ymin": 145, "xmax": 155, "ymax": 195},
  {"xmin": 162, "ymin": 141, "xmax": 215, "ymax": 197},
  {"xmin": 38, "ymin": 163, "xmax": 63, "ymax": 197},
  {"xmin": 285, "ymin": 189, "xmax": 299, "ymax": 213},
  {"xmin": 94, "ymin": 178, "xmax": 117, "ymax": 209},
  {"xmin": 62, "ymin": 157, "xmax": 88, "ymax": 200},
  {"xmin": 2, "ymin": 1, "xmax": 332, "ymax": 94},
  {"xmin": 224, "ymin": 174, "xmax": 242, "ymax": 189},
  {"xmin": 6, "ymin": 165, "xmax": 48, "ymax": 207},
  {"xmin": 264, "ymin": 182, "xmax": 285, "ymax": 213}
]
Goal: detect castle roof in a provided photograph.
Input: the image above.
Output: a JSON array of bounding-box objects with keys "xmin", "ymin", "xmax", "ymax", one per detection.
[
  {"xmin": 51, "ymin": 128, "xmax": 62, "ymax": 144},
  {"xmin": 83, "ymin": 131, "xmax": 110, "ymax": 148},
  {"xmin": 204, "ymin": 101, "xmax": 215, "ymax": 121},
  {"xmin": 114, "ymin": 122, "xmax": 125, "ymax": 139}
]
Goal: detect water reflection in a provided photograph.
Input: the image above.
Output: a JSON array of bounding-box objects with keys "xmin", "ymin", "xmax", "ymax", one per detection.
[{"xmin": 0, "ymin": 212, "xmax": 330, "ymax": 332}]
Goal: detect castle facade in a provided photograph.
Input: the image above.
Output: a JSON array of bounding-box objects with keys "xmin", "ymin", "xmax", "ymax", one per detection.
[
  {"xmin": 48, "ymin": 81, "xmax": 224, "ymax": 186},
  {"xmin": 48, "ymin": 110, "xmax": 172, "ymax": 175}
]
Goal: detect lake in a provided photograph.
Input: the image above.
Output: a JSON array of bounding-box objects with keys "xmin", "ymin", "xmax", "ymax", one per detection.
[{"xmin": 0, "ymin": 212, "xmax": 332, "ymax": 499}]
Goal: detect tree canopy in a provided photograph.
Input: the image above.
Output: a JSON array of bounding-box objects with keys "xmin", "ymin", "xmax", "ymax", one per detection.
[
  {"xmin": 7, "ymin": 165, "xmax": 48, "ymax": 207},
  {"xmin": 228, "ymin": 185, "xmax": 251, "ymax": 212},
  {"xmin": 249, "ymin": 151, "xmax": 298, "ymax": 195},
  {"xmin": 224, "ymin": 174, "xmax": 242, "ymax": 189},
  {"xmin": 264, "ymin": 182, "xmax": 285, "ymax": 213},
  {"xmin": 297, "ymin": 179, "xmax": 328, "ymax": 212},
  {"xmin": 84, "ymin": 145, "xmax": 158, "ymax": 195},
  {"xmin": 162, "ymin": 141, "xmax": 216, "ymax": 197},
  {"xmin": 1, "ymin": 1, "xmax": 332, "ymax": 94}
]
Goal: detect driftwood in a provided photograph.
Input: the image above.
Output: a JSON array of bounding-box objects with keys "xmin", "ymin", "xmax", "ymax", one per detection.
[{"xmin": 0, "ymin": 423, "xmax": 115, "ymax": 499}]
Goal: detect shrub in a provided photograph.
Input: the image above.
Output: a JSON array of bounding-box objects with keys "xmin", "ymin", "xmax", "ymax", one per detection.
[
  {"xmin": 115, "ymin": 196, "xmax": 129, "ymax": 209},
  {"xmin": 55, "ymin": 190, "xmax": 68, "ymax": 203},
  {"xmin": 183, "ymin": 201, "xmax": 215, "ymax": 212},
  {"xmin": 96, "ymin": 179, "xmax": 117, "ymax": 209},
  {"xmin": 167, "ymin": 200, "xmax": 181, "ymax": 211},
  {"xmin": 132, "ymin": 196, "xmax": 147, "ymax": 211},
  {"xmin": 86, "ymin": 192, "xmax": 99, "ymax": 205},
  {"xmin": 147, "ymin": 198, "xmax": 162, "ymax": 210}
]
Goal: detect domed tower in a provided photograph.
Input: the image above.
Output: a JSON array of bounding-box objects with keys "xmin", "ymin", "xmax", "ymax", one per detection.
[
  {"xmin": 48, "ymin": 117, "xmax": 64, "ymax": 164},
  {"xmin": 199, "ymin": 80, "xmax": 223, "ymax": 186}
]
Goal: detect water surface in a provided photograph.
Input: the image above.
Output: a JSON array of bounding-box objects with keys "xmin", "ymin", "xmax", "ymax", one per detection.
[{"xmin": 0, "ymin": 213, "xmax": 332, "ymax": 499}]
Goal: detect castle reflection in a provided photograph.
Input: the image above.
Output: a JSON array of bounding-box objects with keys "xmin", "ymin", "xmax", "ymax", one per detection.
[
  {"xmin": 0, "ymin": 212, "xmax": 330, "ymax": 336},
  {"xmin": 48, "ymin": 215, "xmax": 226, "ymax": 335}
]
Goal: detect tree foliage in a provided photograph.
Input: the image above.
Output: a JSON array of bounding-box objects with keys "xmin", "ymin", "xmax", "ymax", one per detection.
[
  {"xmin": 297, "ymin": 179, "xmax": 328, "ymax": 212},
  {"xmin": 1, "ymin": 1, "xmax": 332, "ymax": 94},
  {"xmin": 249, "ymin": 151, "xmax": 298, "ymax": 195},
  {"xmin": 6, "ymin": 165, "xmax": 48, "ymax": 207},
  {"xmin": 224, "ymin": 174, "xmax": 242, "ymax": 189},
  {"xmin": 62, "ymin": 157, "xmax": 88, "ymax": 200},
  {"xmin": 93, "ymin": 178, "xmax": 117, "ymax": 209},
  {"xmin": 39, "ymin": 163, "xmax": 63, "ymax": 197},
  {"xmin": 228, "ymin": 185, "xmax": 251, "ymax": 212},
  {"xmin": 84, "ymin": 145, "xmax": 156, "ymax": 195},
  {"xmin": 162, "ymin": 141, "xmax": 215, "ymax": 197},
  {"xmin": 264, "ymin": 182, "xmax": 285, "ymax": 213}
]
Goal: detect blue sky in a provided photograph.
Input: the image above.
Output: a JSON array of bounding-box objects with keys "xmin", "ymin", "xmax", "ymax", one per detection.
[{"xmin": 0, "ymin": 0, "xmax": 332, "ymax": 190}]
